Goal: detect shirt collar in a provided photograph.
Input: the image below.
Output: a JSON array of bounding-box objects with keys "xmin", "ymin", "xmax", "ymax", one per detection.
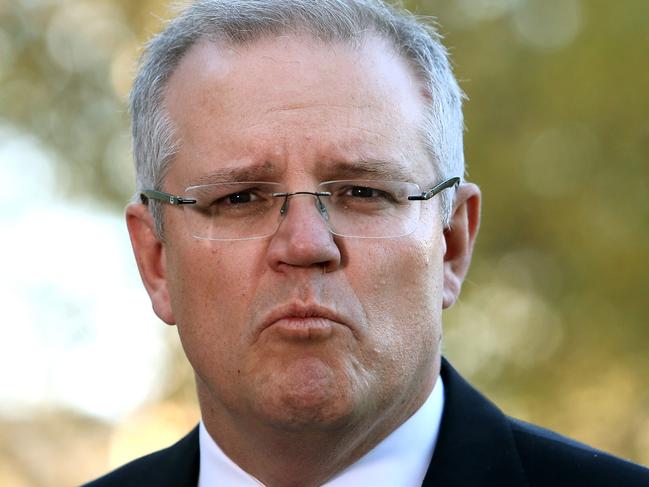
[{"xmin": 198, "ymin": 376, "xmax": 444, "ymax": 487}]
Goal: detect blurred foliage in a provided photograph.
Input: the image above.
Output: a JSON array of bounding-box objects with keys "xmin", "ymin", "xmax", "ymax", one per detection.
[{"xmin": 1, "ymin": 0, "xmax": 648, "ymax": 485}]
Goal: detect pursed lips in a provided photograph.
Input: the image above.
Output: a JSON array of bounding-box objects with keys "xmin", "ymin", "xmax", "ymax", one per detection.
[{"xmin": 257, "ymin": 303, "xmax": 350, "ymax": 341}]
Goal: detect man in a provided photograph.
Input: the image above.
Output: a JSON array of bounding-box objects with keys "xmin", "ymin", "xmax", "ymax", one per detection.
[{"xmin": 85, "ymin": 1, "xmax": 649, "ymax": 485}]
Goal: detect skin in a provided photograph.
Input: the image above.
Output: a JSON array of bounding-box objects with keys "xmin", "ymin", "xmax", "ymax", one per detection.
[{"xmin": 127, "ymin": 34, "xmax": 480, "ymax": 487}]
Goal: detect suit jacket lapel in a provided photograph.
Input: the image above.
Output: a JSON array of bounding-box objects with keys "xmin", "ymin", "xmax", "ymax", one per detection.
[
  {"xmin": 139, "ymin": 426, "xmax": 200, "ymax": 487},
  {"xmin": 422, "ymin": 358, "xmax": 529, "ymax": 486}
]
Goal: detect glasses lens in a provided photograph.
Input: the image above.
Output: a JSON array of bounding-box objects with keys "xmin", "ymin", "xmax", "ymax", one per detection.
[
  {"xmin": 183, "ymin": 182, "xmax": 284, "ymax": 240},
  {"xmin": 319, "ymin": 180, "xmax": 421, "ymax": 238},
  {"xmin": 178, "ymin": 180, "xmax": 423, "ymax": 240}
]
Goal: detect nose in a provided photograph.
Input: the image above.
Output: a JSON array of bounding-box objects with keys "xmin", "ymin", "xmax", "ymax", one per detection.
[{"xmin": 266, "ymin": 193, "xmax": 342, "ymax": 272}]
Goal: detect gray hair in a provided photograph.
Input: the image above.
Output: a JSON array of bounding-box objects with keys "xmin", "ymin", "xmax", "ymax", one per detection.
[{"xmin": 130, "ymin": 0, "xmax": 466, "ymax": 237}]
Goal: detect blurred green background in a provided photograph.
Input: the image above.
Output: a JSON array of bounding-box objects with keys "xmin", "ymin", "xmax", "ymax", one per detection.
[{"xmin": 1, "ymin": 0, "xmax": 648, "ymax": 485}]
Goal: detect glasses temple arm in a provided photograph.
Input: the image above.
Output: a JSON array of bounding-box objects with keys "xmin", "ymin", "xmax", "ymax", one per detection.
[
  {"xmin": 407, "ymin": 177, "xmax": 461, "ymax": 201},
  {"xmin": 141, "ymin": 189, "xmax": 197, "ymax": 205}
]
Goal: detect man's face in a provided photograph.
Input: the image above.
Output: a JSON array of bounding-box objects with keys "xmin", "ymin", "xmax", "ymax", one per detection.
[{"xmin": 157, "ymin": 35, "xmax": 447, "ymax": 431}]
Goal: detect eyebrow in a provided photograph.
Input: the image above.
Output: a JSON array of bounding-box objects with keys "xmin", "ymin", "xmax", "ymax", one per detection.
[
  {"xmin": 187, "ymin": 158, "xmax": 414, "ymax": 187},
  {"xmin": 322, "ymin": 158, "xmax": 414, "ymax": 182},
  {"xmin": 189, "ymin": 161, "xmax": 278, "ymax": 186}
]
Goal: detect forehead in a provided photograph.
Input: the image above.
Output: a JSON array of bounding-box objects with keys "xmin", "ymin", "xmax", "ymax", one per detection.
[{"xmin": 163, "ymin": 34, "xmax": 431, "ymax": 185}]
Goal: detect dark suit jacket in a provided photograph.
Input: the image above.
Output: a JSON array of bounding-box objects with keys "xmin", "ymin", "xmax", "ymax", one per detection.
[{"xmin": 83, "ymin": 359, "xmax": 649, "ymax": 486}]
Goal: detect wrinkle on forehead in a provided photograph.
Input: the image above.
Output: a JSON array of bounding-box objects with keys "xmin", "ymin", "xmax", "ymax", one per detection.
[{"xmin": 266, "ymin": 103, "xmax": 371, "ymax": 114}]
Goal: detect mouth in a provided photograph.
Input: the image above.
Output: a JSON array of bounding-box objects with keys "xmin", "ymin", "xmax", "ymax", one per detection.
[{"xmin": 258, "ymin": 303, "xmax": 348, "ymax": 341}]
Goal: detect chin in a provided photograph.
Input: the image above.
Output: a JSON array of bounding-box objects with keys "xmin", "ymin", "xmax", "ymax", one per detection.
[{"xmin": 253, "ymin": 356, "xmax": 360, "ymax": 430}]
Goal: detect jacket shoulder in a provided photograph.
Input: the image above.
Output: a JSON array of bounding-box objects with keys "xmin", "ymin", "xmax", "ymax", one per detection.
[
  {"xmin": 510, "ymin": 418, "xmax": 649, "ymax": 487},
  {"xmin": 82, "ymin": 426, "xmax": 200, "ymax": 487}
]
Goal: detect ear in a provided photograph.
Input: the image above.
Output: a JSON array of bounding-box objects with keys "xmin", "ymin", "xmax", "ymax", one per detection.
[
  {"xmin": 442, "ymin": 183, "xmax": 481, "ymax": 309},
  {"xmin": 126, "ymin": 203, "xmax": 176, "ymax": 325}
]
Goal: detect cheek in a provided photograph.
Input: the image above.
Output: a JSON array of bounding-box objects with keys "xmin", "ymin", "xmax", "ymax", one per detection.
[
  {"xmin": 350, "ymin": 235, "xmax": 442, "ymax": 306},
  {"xmin": 346, "ymin": 236, "xmax": 444, "ymax": 353},
  {"xmin": 170, "ymin": 242, "xmax": 258, "ymax": 307},
  {"xmin": 165, "ymin": 242, "xmax": 263, "ymax": 358}
]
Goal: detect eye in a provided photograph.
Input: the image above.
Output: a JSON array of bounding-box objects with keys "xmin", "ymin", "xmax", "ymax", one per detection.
[
  {"xmin": 350, "ymin": 186, "xmax": 377, "ymax": 198},
  {"xmin": 197, "ymin": 187, "xmax": 267, "ymax": 214},
  {"xmin": 221, "ymin": 190, "xmax": 258, "ymax": 205},
  {"xmin": 189, "ymin": 183, "xmax": 279, "ymax": 218},
  {"xmin": 343, "ymin": 185, "xmax": 396, "ymax": 202}
]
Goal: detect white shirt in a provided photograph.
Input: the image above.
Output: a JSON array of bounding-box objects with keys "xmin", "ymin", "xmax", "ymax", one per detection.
[{"xmin": 198, "ymin": 376, "xmax": 445, "ymax": 487}]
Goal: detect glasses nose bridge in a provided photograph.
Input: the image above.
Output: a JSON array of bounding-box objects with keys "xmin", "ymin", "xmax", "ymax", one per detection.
[{"xmin": 276, "ymin": 190, "xmax": 331, "ymax": 223}]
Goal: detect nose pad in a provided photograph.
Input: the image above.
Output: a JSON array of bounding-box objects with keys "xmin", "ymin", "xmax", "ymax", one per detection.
[{"xmin": 316, "ymin": 196, "xmax": 329, "ymax": 221}]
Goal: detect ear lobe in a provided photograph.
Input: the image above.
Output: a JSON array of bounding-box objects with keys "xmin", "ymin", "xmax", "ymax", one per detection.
[
  {"xmin": 442, "ymin": 183, "xmax": 481, "ymax": 309},
  {"xmin": 126, "ymin": 203, "xmax": 176, "ymax": 325}
]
